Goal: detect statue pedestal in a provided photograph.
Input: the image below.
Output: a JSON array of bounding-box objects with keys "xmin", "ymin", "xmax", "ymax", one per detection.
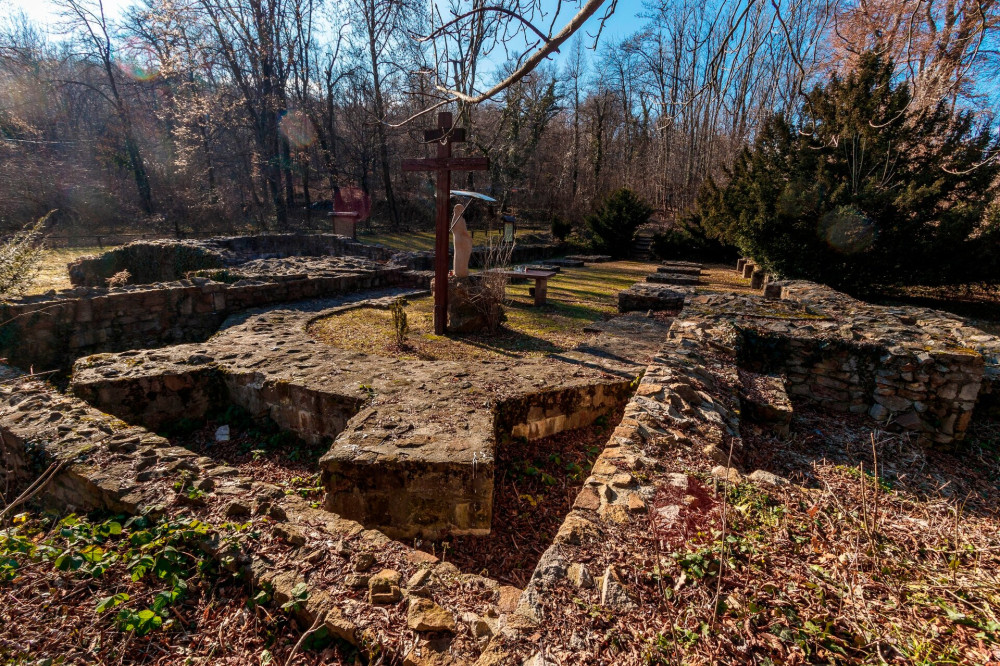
[{"xmin": 430, "ymin": 275, "xmax": 503, "ymax": 334}]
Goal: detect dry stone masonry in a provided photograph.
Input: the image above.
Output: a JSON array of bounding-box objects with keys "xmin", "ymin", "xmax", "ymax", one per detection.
[
  {"xmin": 0, "ymin": 257, "xmax": 414, "ymax": 371},
  {"xmin": 0, "ymin": 233, "xmax": 567, "ymax": 371},
  {"xmin": 70, "ymin": 292, "xmax": 667, "ymax": 540},
  {"xmin": 2, "ymin": 242, "xmax": 998, "ymax": 665}
]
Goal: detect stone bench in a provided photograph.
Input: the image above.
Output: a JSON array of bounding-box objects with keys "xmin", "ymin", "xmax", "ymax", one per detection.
[
  {"xmin": 547, "ymin": 258, "xmax": 585, "ymax": 267},
  {"xmin": 656, "ymin": 264, "xmax": 701, "ymax": 276},
  {"xmin": 565, "ymin": 254, "xmax": 612, "ymax": 263},
  {"xmin": 618, "ymin": 283, "xmax": 688, "ymax": 312}
]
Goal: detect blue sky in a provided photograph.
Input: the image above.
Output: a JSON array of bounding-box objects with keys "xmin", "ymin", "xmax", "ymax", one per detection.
[{"xmin": 3, "ymin": 0, "xmax": 648, "ymax": 66}]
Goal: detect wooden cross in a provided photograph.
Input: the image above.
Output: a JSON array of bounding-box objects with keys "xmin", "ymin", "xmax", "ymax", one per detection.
[{"xmin": 402, "ymin": 112, "xmax": 489, "ymax": 335}]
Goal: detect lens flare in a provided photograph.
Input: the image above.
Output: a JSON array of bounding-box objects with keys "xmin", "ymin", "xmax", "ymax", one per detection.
[
  {"xmin": 279, "ymin": 110, "xmax": 317, "ymax": 149},
  {"xmin": 818, "ymin": 206, "xmax": 875, "ymax": 254},
  {"xmin": 117, "ymin": 61, "xmax": 158, "ymax": 82}
]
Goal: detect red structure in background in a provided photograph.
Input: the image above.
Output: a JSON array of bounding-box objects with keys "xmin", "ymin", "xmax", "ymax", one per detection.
[{"xmin": 331, "ymin": 185, "xmax": 371, "ymax": 239}]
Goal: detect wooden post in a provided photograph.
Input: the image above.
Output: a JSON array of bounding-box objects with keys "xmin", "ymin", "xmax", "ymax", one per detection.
[
  {"xmin": 534, "ymin": 278, "xmax": 548, "ymax": 306},
  {"xmin": 402, "ymin": 113, "xmax": 489, "ymax": 335},
  {"xmin": 433, "ymin": 114, "xmax": 452, "ymax": 336}
]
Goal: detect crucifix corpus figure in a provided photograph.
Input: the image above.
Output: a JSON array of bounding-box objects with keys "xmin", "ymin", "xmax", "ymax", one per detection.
[
  {"xmin": 451, "ymin": 203, "xmax": 472, "ymax": 277},
  {"xmin": 402, "ymin": 112, "xmax": 489, "ymax": 335}
]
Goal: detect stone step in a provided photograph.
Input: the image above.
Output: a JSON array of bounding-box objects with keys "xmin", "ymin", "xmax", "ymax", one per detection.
[
  {"xmin": 565, "ymin": 255, "xmax": 612, "ymax": 263},
  {"xmin": 646, "ymin": 273, "xmax": 700, "ymax": 286},
  {"xmin": 657, "ymin": 264, "xmax": 702, "ymax": 275},
  {"xmin": 547, "ymin": 258, "xmax": 585, "ymax": 267}
]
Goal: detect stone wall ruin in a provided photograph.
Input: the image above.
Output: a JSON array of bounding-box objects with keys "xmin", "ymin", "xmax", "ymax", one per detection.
[
  {"xmin": 3, "ymin": 246, "xmax": 999, "ymax": 665},
  {"xmin": 1, "ymin": 233, "xmax": 567, "ymax": 372}
]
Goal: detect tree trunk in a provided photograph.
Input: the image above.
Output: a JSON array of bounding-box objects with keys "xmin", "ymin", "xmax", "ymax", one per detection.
[
  {"xmin": 367, "ymin": 10, "xmax": 399, "ymax": 230},
  {"xmin": 282, "ymin": 137, "xmax": 295, "ymax": 210}
]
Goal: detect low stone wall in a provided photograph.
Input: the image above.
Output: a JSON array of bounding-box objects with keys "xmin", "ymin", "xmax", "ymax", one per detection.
[
  {"xmin": 0, "ymin": 374, "xmax": 511, "ymax": 665},
  {"xmin": 1, "ymin": 266, "xmax": 414, "ymax": 371},
  {"xmin": 496, "ymin": 380, "xmax": 637, "ymax": 441},
  {"xmin": 67, "ymin": 234, "xmax": 399, "ymax": 286},
  {"xmin": 684, "ymin": 282, "xmax": 995, "ymax": 447},
  {"xmin": 737, "ymin": 325, "xmax": 983, "ymax": 444},
  {"xmin": 492, "ymin": 311, "xmax": 746, "ymax": 663},
  {"xmin": 68, "ymin": 233, "xmax": 567, "ymax": 286},
  {"xmin": 617, "ymin": 283, "xmax": 688, "ymax": 313},
  {"xmin": 776, "ymin": 280, "xmax": 1000, "ymax": 402},
  {"xmin": 71, "ymin": 294, "xmax": 668, "ymax": 542},
  {"xmin": 395, "ymin": 241, "xmax": 567, "ymax": 272}
]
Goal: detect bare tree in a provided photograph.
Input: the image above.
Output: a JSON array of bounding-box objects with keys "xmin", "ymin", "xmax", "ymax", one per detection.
[
  {"xmin": 198, "ymin": 0, "xmax": 292, "ymax": 226},
  {"xmin": 831, "ymin": 0, "xmax": 1000, "ymax": 109},
  {"xmin": 54, "ymin": 0, "xmax": 154, "ymax": 214}
]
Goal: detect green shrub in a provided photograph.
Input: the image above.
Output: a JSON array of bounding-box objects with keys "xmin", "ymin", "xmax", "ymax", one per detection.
[
  {"xmin": 0, "ymin": 213, "xmax": 49, "ymax": 300},
  {"xmin": 586, "ymin": 188, "xmax": 653, "ymax": 258},
  {"xmin": 652, "ymin": 218, "xmax": 736, "ymax": 264},
  {"xmin": 390, "ymin": 298, "xmax": 408, "ymax": 347},
  {"xmin": 551, "ymin": 215, "xmax": 572, "ymax": 242},
  {"xmin": 695, "ymin": 52, "xmax": 1000, "ymax": 293}
]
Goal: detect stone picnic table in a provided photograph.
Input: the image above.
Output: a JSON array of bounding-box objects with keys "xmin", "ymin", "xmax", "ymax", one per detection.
[{"xmin": 498, "ymin": 268, "xmax": 558, "ymax": 305}]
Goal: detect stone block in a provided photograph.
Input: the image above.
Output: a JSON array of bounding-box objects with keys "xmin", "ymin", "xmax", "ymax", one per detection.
[
  {"xmin": 429, "ymin": 275, "xmax": 496, "ymax": 334},
  {"xmin": 618, "ymin": 284, "xmax": 686, "ymax": 313},
  {"xmin": 657, "ymin": 264, "xmax": 701, "ymax": 276},
  {"xmin": 407, "ymin": 597, "xmax": 457, "ymax": 633},
  {"xmin": 646, "ymin": 273, "xmax": 699, "ymax": 286},
  {"xmin": 368, "ymin": 569, "xmax": 402, "ymax": 604}
]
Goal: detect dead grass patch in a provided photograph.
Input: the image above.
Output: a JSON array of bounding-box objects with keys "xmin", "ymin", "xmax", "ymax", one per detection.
[
  {"xmin": 25, "ymin": 246, "xmax": 102, "ymax": 295},
  {"xmin": 308, "ymin": 261, "xmax": 661, "ymax": 361}
]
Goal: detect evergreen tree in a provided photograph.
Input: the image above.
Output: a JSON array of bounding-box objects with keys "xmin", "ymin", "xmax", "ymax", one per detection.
[
  {"xmin": 587, "ymin": 188, "xmax": 653, "ymax": 258},
  {"xmin": 696, "ymin": 53, "xmax": 1000, "ymax": 292}
]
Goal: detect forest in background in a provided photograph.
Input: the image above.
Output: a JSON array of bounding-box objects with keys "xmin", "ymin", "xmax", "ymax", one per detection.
[{"xmin": 0, "ymin": 0, "xmax": 997, "ymax": 240}]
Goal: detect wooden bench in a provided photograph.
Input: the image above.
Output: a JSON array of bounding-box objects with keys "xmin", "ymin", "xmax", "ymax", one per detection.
[{"xmin": 498, "ymin": 269, "xmax": 557, "ymax": 306}]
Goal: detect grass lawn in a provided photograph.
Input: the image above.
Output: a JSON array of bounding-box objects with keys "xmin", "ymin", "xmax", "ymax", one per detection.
[
  {"xmin": 25, "ymin": 247, "xmax": 102, "ymax": 295},
  {"xmin": 309, "ymin": 260, "xmax": 662, "ymax": 361},
  {"xmin": 357, "ymin": 228, "xmax": 538, "ymax": 252}
]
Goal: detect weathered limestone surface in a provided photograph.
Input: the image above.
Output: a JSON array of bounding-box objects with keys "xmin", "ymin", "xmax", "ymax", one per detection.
[
  {"xmin": 7, "ymin": 267, "xmax": 1000, "ymax": 665},
  {"xmin": 545, "ymin": 258, "xmax": 584, "ymax": 268},
  {"xmin": 564, "ymin": 255, "xmax": 612, "ymax": 263},
  {"xmin": 5, "ymin": 233, "xmax": 574, "ymax": 372},
  {"xmin": 67, "ymin": 234, "xmax": 400, "ymax": 286},
  {"xmin": 739, "ymin": 369, "xmax": 793, "ymax": 436},
  {"xmin": 69, "ymin": 233, "xmax": 567, "ymax": 286},
  {"xmin": 656, "ymin": 263, "xmax": 702, "ymax": 276},
  {"xmin": 491, "ymin": 309, "xmax": 745, "ymax": 662},
  {"xmin": 617, "ymin": 283, "xmax": 689, "ymax": 312},
  {"xmin": 71, "ymin": 293, "xmax": 669, "ymax": 540}
]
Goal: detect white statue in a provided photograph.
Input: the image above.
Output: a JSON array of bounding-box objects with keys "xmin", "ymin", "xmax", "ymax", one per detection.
[{"xmin": 451, "ymin": 202, "xmax": 472, "ymax": 278}]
